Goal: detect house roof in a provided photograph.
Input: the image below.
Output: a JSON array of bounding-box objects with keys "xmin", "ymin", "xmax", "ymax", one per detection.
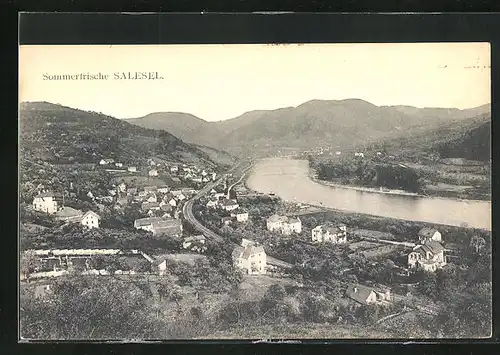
[
  {"xmin": 418, "ymin": 228, "xmax": 439, "ymax": 238},
  {"xmin": 221, "ymin": 216, "xmax": 233, "ymax": 222},
  {"xmin": 82, "ymin": 211, "xmax": 100, "ymax": 220},
  {"xmin": 288, "ymin": 217, "xmax": 301, "ymax": 224},
  {"xmin": 419, "ymin": 240, "xmax": 444, "ymax": 255},
  {"xmin": 164, "ymin": 193, "xmax": 175, "ymax": 200},
  {"xmin": 345, "ymin": 284, "xmax": 376, "ymax": 305},
  {"xmin": 240, "ymin": 245, "xmax": 265, "ymax": 260},
  {"xmin": 267, "ymin": 214, "xmax": 288, "ymax": 223},
  {"xmin": 316, "ymin": 222, "xmax": 345, "ymax": 234},
  {"xmin": 134, "ymin": 217, "xmax": 163, "ymax": 227}
]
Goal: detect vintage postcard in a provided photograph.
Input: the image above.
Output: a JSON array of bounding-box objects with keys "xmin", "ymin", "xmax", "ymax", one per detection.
[{"xmin": 19, "ymin": 43, "xmax": 491, "ymax": 340}]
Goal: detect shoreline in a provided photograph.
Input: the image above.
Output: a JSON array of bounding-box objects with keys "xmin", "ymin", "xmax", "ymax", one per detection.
[
  {"xmin": 243, "ymin": 159, "xmax": 491, "ymax": 231},
  {"xmin": 244, "ymin": 177, "xmax": 491, "ymax": 232},
  {"xmin": 308, "ymin": 169, "xmax": 490, "ymax": 204}
]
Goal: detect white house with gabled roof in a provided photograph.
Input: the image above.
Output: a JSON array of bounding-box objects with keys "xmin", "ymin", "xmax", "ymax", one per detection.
[{"xmin": 33, "ymin": 191, "xmax": 59, "ymax": 214}]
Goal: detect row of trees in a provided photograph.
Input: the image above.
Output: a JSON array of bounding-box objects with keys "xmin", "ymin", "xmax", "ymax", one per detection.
[{"xmin": 216, "ymin": 283, "xmax": 404, "ymax": 331}]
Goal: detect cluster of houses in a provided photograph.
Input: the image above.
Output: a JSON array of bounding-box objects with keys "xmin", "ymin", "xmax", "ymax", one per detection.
[
  {"xmin": 342, "ymin": 230, "xmax": 447, "ymax": 307},
  {"xmin": 204, "ymin": 188, "xmax": 250, "ymax": 226},
  {"xmin": 98, "ymin": 157, "xmax": 217, "ymax": 185},
  {"xmin": 146, "ymin": 159, "xmax": 217, "ymax": 183},
  {"xmin": 127, "ymin": 184, "xmax": 196, "ymax": 218},
  {"xmin": 33, "ymin": 191, "xmax": 101, "ymax": 229},
  {"xmin": 176, "ymin": 164, "xmax": 217, "ymax": 184},
  {"xmin": 265, "ymin": 213, "xmax": 350, "ymax": 244},
  {"xmin": 407, "ymin": 228, "xmax": 447, "ymax": 273}
]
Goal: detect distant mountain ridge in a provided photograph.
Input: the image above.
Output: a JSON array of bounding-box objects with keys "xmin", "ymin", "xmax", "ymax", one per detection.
[{"xmin": 99, "ymin": 99, "xmax": 492, "ymax": 156}]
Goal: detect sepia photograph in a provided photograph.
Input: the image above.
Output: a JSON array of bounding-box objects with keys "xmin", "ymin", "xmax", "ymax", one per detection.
[{"xmin": 19, "ymin": 43, "xmax": 491, "ymax": 340}]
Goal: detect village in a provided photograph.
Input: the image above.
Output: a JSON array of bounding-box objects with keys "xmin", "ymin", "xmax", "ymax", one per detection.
[{"xmin": 20, "ymin": 147, "xmax": 488, "ymax": 334}]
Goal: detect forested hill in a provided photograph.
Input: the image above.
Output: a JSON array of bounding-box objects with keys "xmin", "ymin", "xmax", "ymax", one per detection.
[
  {"xmin": 435, "ymin": 119, "xmax": 491, "ymax": 161},
  {"xmin": 124, "ymin": 112, "xmax": 222, "ymax": 148},
  {"xmin": 19, "ymin": 102, "xmax": 218, "ymax": 167},
  {"xmin": 368, "ymin": 113, "xmax": 491, "ymax": 161}
]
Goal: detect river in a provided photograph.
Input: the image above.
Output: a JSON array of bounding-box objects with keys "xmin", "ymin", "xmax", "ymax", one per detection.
[{"xmin": 246, "ymin": 158, "xmax": 491, "ymax": 230}]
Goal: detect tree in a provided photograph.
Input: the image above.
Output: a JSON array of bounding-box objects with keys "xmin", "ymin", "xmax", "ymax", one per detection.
[
  {"xmin": 417, "ymin": 271, "xmax": 438, "ymax": 300},
  {"xmin": 469, "ymin": 235, "xmax": 486, "ymax": 255},
  {"xmin": 261, "ymin": 284, "xmax": 287, "ymax": 317},
  {"xmin": 20, "ymin": 250, "xmax": 39, "ymax": 280},
  {"xmin": 20, "ymin": 276, "xmax": 160, "ymax": 339}
]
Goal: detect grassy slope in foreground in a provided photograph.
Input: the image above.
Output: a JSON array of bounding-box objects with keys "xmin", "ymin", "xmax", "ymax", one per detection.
[{"xmin": 195, "ymin": 323, "xmax": 397, "ymax": 339}]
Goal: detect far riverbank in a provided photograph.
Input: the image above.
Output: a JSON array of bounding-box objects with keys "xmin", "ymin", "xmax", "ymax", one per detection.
[{"xmin": 246, "ymin": 158, "xmax": 491, "ymax": 230}]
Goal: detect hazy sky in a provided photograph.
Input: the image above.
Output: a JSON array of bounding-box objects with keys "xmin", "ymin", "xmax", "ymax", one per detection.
[{"xmin": 19, "ymin": 43, "xmax": 491, "ymax": 122}]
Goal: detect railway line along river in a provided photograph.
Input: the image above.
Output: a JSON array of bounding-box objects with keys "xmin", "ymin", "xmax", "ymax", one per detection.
[{"xmin": 246, "ymin": 158, "xmax": 491, "ymax": 231}]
